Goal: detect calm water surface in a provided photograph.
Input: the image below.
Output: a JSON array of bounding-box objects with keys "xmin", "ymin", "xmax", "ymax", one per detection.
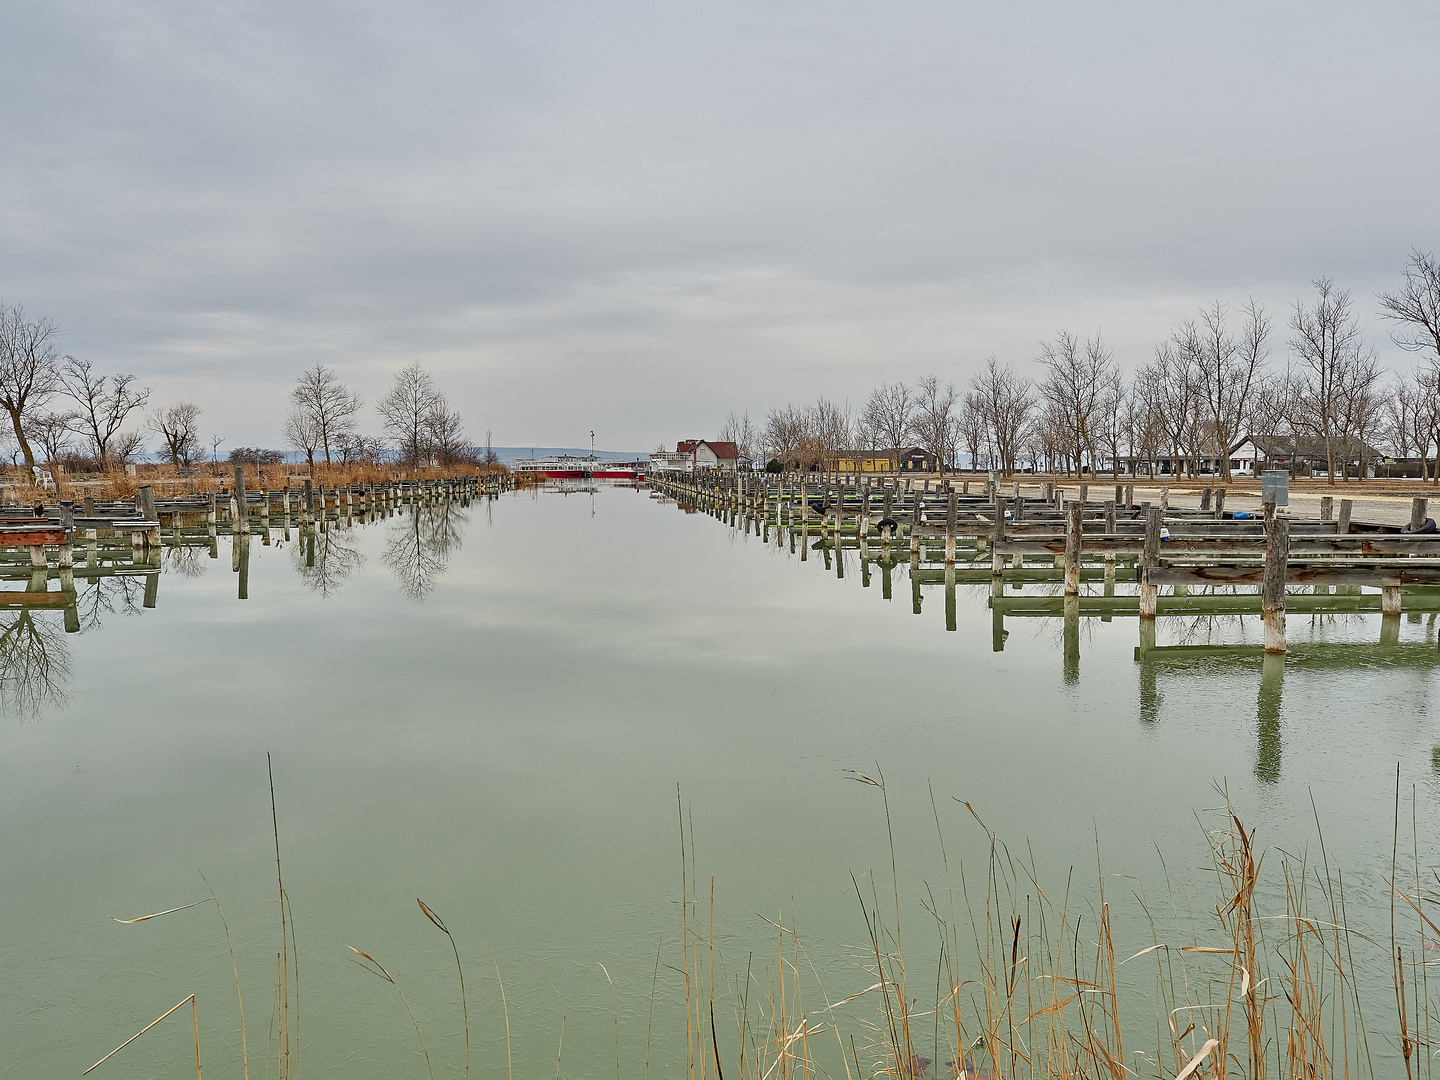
[{"xmin": 3, "ymin": 483, "xmax": 1438, "ymax": 1077}]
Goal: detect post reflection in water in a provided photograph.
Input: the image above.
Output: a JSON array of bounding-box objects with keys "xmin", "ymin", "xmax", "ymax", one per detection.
[{"xmin": 1256, "ymin": 651, "xmax": 1284, "ymax": 783}]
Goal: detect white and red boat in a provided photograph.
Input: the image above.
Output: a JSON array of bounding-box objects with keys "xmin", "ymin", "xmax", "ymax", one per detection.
[{"xmin": 512, "ymin": 455, "xmax": 647, "ymax": 480}]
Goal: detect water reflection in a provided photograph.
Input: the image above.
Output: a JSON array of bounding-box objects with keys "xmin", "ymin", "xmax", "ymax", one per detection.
[
  {"xmin": 664, "ymin": 499, "xmax": 1440, "ymax": 787},
  {"xmin": 0, "ymin": 609, "xmax": 71, "ymax": 720},
  {"xmin": 293, "ymin": 525, "xmax": 365, "ymax": 598},
  {"xmin": 382, "ymin": 501, "xmax": 467, "ymax": 602}
]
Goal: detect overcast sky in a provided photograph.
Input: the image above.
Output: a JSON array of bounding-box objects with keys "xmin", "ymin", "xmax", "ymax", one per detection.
[{"xmin": 1, "ymin": 2, "xmax": 1437, "ymax": 452}]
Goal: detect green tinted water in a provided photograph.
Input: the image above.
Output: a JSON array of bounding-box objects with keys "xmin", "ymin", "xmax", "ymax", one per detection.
[{"xmin": 3, "ymin": 484, "xmax": 1438, "ymax": 1077}]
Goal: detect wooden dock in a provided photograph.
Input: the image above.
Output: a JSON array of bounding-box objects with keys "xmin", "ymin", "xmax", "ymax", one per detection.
[
  {"xmin": 650, "ymin": 470, "xmax": 1440, "ymax": 656},
  {"xmin": 0, "ymin": 472, "xmax": 506, "ymax": 628}
]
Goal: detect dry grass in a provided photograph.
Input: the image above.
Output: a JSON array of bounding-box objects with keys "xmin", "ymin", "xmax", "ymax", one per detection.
[
  {"xmin": 3, "ymin": 460, "xmax": 512, "ymax": 503},
  {"xmin": 86, "ymin": 768, "xmax": 1440, "ymax": 1080}
]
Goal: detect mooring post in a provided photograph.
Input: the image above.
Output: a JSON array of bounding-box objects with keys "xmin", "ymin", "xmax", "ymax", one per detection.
[
  {"xmin": 1262, "ymin": 503, "xmax": 1289, "ymax": 653},
  {"xmin": 1215, "ymin": 487, "xmax": 1226, "ymax": 518},
  {"xmin": 1320, "ymin": 495, "xmax": 1333, "ymax": 521},
  {"xmin": 1200, "ymin": 487, "xmax": 1212, "ymax": 511},
  {"xmin": 303, "ymin": 479, "xmax": 313, "ymax": 524},
  {"xmin": 910, "ymin": 486, "xmax": 922, "ymax": 555},
  {"xmin": 1139, "ymin": 506, "xmax": 1161, "ymax": 619},
  {"xmin": 1113, "ymin": 484, "xmax": 1123, "ymax": 508},
  {"xmin": 1382, "ymin": 584, "xmax": 1402, "ymax": 617},
  {"xmin": 1124, "ymin": 484, "xmax": 1134, "ymax": 510},
  {"xmin": 944, "ymin": 491, "xmax": 957, "ymax": 566},
  {"xmin": 991, "ymin": 496, "xmax": 1006, "ymax": 576},
  {"xmin": 233, "ymin": 465, "xmax": 249, "ymax": 534},
  {"xmin": 1412, "ymin": 497, "xmax": 1428, "ymax": 532},
  {"xmin": 1064, "ymin": 500, "xmax": 1082, "ymax": 595},
  {"xmin": 1337, "ymin": 498, "xmax": 1352, "ymax": 534}
]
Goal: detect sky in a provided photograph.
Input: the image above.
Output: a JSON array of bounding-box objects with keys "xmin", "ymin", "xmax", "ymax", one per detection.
[{"xmin": 1, "ymin": 2, "xmax": 1437, "ymax": 452}]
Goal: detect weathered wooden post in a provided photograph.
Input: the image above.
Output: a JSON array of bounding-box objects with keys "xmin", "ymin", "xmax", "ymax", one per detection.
[
  {"xmin": 302, "ymin": 479, "xmax": 314, "ymax": 524},
  {"xmin": 1382, "ymin": 584, "xmax": 1402, "ymax": 617},
  {"xmin": 881, "ymin": 484, "xmax": 893, "ymax": 548},
  {"xmin": 1320, "ymin": 495, "xmax": 1333, "ymax": 521},
  {"xmin": 1139, "ymin": 506, "xmax": 1161, "ymax": 619},
  {"xmin": 1412, "ymin": 497, "xmax": 1429, "ymax": 532},
  {"xmin": 1078, "ymin": 482, "xmax": 1088, "ymax": 506},
  {"xmin": 991, "ymin": 496, "xmax": 1006, "ymax": 576},
  {"xmin": 1262, "ymin": 506, "xmax": 1289, "ymax": 653},
  {"xmin": 233, "ymin": 466, "xmax": 250, "ymax": 534},
  {"xmin": 1124, "ymin": 484, "xmax": 1134, "ymax": 509},
  {"xmin": 944, "ymin": 491, "xmax": 957, "ymax": 566},
  {"xmin": 1337, "ymin": 498, "xmax": 1353, "ymax": 534},
  {"xmin": 237, "ymin": 534, "xmax": 250, "ymax": 600},
  {"xmin": 1215, "ymin": 487, "xmax": 1226, "ymax": 517},
  {"xmin": 1064, "ymin": 500, "xmax": 1082, "ymax": 595},
  {"xmin": 910, "ymin": 487, "xmax": 922, "ymax": 555},
  {"xmin": 1200, "ymin": 487, "xmax": 1212, "ymax": 511},
  {"xmin": 137, "ymin": 484, "xmax": 156, "ymax": 521},
  {"xmin": 143, "ymin": 570, "xmax": 158, "ymax": 609},
  {"xmin": 1160, "ymin": 486, "xmax": 1169, "ymax": 512},
  {"xmin": 1114, "ymin": 484, "xmax": 1123, "ymax": 507},
  {"xmin": 83, "ymin": 495, "xmax": 95, "ymax": 516}
]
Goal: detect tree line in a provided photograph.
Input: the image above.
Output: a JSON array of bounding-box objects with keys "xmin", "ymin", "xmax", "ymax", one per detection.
[
  {"xmin": 0, "ymin": 303, "xmax": 497, "ymax": 474},
  {"xmin": 727, "ymin": 250, "xmax": 1440, "ymax": 483}
]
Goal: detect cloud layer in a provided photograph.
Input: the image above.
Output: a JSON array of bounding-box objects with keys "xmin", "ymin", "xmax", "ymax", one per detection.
[{"xmin": 2, "ymin": 2, "xmax": 1436, "ymax": 450}]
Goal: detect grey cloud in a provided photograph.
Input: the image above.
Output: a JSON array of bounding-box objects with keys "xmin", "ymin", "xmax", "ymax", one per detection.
[{"xmin": 1, "ymin": 1, "xmax": 1436, "ymax": 448}]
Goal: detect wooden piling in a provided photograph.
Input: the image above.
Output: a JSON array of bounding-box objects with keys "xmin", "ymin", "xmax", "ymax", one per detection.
[
  {"xmin": 233, "ymin": 466, "xmax": 249, "ymax": 534},
  {"xmin": 1337, "ymin": 498, "xmax": 1352, "ymax": 534},
  {"xmin": 1412, "ymin": 497, "xmax": 1428, "ymax": 532},
  {"xmin": 1139, "ymin": 506, "xmax": 1161, "ymax": 619},
  {"xmin": 1063, "ymin": 500, "xmax": 1081, "ymax": 595},
  {"xmin": 944, "ymin": 492, "xmax": 957, "ymax": 566},
  {"xmin": 991, "ymin": 497, "xmax": 1006, "ymax": 576},
  {"xmin": 1320, "ymin": 496, "xmax": 1333, "ymax": 521},
  {"xmin": 1262, "ymin": 509, "xmax": 1289, "ymax": 653}
]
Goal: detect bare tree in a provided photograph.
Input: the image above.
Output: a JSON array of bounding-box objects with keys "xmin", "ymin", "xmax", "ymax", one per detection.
[
  {"xmin": 378, "ymin": 363, "xmax": 447, "ymax": 466},
  {"xmin": 1290, "ymin": 278, "xmax": 1376, "ymax": 483},
  {"xmin": 290, "ymin": 363, "xmax": 363, "ymax": 465},
  {"xmin": 1175, "ymin": 300, "xmax": 1270, "ymax": 480},
  {"xmin": 968, "ymin": 356, "xmax": 1034, "ymax": 475},
  {"xmin": 284, "ymin": 409, "xmax": 321, "ymax": 469},
  {"xmin": 427, "ymin": 404, "xmax": 468, "ymax": 467},
  {"xmin": 113, "ymin": 430, "xmax": 146, "ymax": 463},
  {"xmin": 148, "ymin": 402, "xmax": 203, "ymax": 467},
  {"xmin": 859, "ymin": 382, "xmax": 913, "ymax": 450},
  {"xmin": 0, "ymin": 304, "xmax": 64, "ymax": 471},
  {"xmin": 1037, "ymin": 331, "xmax": 1114, "ymax": 476},
  {"xmin": 0, "ymin": 610, "xmax": 71, "ymax": 720},
  {"xmin": 958, "ymin": 392, "xmax": 988, "ymax": 471},
  {"xmin": 1378, "ymin": 249, "xmax": 1440, "ymax": 368},
  {"xmin": 719, "ymin": 410, "xmax": 758, "ymax": 463},
  {"xmin": 29, "ymin": 411, "xmax": 74, "ymax": 467},
  {"xmin": 58, "ymin": 358, "xmax": 150, "ymax": 470},
  {"xmin": 912, "ymin": 375, "xmax": 959, "ymax": 470}
]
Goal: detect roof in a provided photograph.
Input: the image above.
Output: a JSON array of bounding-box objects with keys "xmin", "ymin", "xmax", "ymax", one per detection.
[
  {"xmin": 699, "ymin": 440, "xmax": 739, "ymax": 459},
  {"xmin": 1230, "ymin": 434, "xmax": 1382, "ymax": 460},
  {"xmin": 677, "ymin": 440, "xmax": 699, "ymax": 453}
]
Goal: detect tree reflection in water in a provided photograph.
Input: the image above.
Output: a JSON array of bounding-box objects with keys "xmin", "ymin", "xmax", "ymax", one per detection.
[
  {"xmin": 0, "ymin": 610, "xmax": 71, "ymax": 720},
  {"xmin": 74, "ymin": 575, "xmax": 147, "ymax": 631},
  {"xmin": 292, "ymin": 526, "xmax": 366, "ymax": 598},
  {"xmin": 164, "ymin": 543, "xmax": 208, "ymax": 579},
  {"xmin": 382, "ymin": 501, "xmax": 467, "ymax": 601}
]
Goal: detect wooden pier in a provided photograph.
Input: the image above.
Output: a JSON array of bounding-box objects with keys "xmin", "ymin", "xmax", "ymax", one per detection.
[
  {"xmin": 649, "ymin": 470, "xmax": 1440, "ymax": 657},
  {"xmin": 0, "ymin": 473, "xmax": 507, "ymax": 628}
]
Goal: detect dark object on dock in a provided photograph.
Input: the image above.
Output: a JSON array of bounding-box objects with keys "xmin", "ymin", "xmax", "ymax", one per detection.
[
  {"xmin": 877, "ymin": 517, "xmax": 899, "ymax": 532},
  {"xmin": 809, "ymin": 500, "xmax": 830, "ymax": 516},
  {"xmin": 1402, "ymin": 517, "xmax": 1437, "ymax": 534}
]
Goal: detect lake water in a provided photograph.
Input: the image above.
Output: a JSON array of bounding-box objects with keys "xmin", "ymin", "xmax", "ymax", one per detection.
[{"xmin": 3, "ymin": 481, "xmax": 1438, "ymax": 1077}]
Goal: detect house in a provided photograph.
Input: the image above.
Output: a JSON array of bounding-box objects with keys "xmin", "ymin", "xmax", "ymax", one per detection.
[
  {"xmin": 1228, "ymin": 435, "xmax": 1383, "ymax": 478},
  {"xmin": 675, "ymin": 440, "xmax": 741, "ymax": 473},
  {"xmin": 650, "ymin": 451, "xmax": 692, "ymax": 473},
  {"xmin": 834, "ymin": 446, "xmax": 939, "ymax": 473}
]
